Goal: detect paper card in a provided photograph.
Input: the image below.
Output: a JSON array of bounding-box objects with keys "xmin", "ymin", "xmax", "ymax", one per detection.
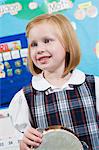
[
  {"xmin": 22, "ymin": 58, "xmax": 27, "ymax": 66},
  {"xmin": 0, "ymin": 62, "xmax": 4, "ymax": 70},
  {"xmin": 8, "ymin": 40, "xmax": 21, "ymax": 51},
  {"xmin": 20, "ymin": 48, "xmax": 28, "ymax": 57},
  {"xmin": 0, "ymin": 40, "xmax": 21, "ymax": 52},
  {"xmin": 0, "ymin": 70, "xmax": 6, "ymax": 78},
  {"xmin": 2, "ymin": 52, "xmax": 12, "ymax": 61},
  {"xmin": 11, "ymin": 50, "xmax": 20, "ymax": 59},
  {"xmin": 0, "ymin": 116, "xmax": 17, "ymax": 138},
  {"xmin": 7, "ymin": 69, "xmax": 13, "ymax": 77},
  {"xmin": 0, "ymin": 53, "xmax": 3, "ymax": 62},
  {"xmin": 78, "ymin": 1, "xmax": 92, "ymax": 9}
]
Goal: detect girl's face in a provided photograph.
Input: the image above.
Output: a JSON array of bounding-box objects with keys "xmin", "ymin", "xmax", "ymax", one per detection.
[{"xmin": 28, "ymin": 22, "xmax": 66, "ymax": 74}]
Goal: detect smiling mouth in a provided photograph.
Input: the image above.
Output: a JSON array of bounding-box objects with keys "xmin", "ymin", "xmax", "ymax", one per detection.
[{"xmin": 37, "ymin": 56, "xmax": 51, "ymax": 63}]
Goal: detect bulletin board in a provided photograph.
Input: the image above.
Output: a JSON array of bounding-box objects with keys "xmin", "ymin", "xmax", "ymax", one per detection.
[
  {"xmin": 0, "ymin": 0, "xmax": 99, "ymax": 108},
  {"xmin": 0, "ymin": 33, "xmax": 32, "ymax": 108}
]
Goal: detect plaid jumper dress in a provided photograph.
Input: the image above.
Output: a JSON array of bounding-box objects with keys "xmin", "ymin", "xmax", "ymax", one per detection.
[{"xmin": 23, "ymin": 75, "xmax": 99, "ymax": 150}]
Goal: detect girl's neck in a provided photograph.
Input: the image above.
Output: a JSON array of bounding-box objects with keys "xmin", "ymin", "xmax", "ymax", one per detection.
[{"xmin": 43, "ymin": 71, "xmax": 71, "ymax": 88}]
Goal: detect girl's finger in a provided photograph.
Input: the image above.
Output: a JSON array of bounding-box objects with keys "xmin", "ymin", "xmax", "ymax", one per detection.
[
  {"xmin": 27, "ymin": 127, "xmax": 43, "ymax": 138},
  {"xmin": 23, "ymin": 135, "xmax": 41, "ymax": 147},
  {"xmin": 24, "ymin": 131, "xmax": 42, "ymax": 143},
  {"xmin": 20, "ymin": 140, "xmax": 31, "ymax": 150}
]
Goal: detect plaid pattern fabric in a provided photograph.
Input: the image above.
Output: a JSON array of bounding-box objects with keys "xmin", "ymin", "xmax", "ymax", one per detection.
[{"xmin": 23, "ymin": 75, "xmax": 99, "ymax": 150}]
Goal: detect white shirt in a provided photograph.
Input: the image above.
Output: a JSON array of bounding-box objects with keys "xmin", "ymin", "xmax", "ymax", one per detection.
[{"xmin": 8, "ymin": 69, "xmax": 99, "ymax": 139}]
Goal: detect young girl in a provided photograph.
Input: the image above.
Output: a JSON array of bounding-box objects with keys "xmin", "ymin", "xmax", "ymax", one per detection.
[{"xmin": 9, "ymin": 13, "xmax": 99, "ymax": 150}]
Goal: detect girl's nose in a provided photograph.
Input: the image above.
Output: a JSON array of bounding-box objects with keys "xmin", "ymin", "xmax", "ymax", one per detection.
[
  {"xmin": 36, "ymin": 43, "xmax": 45, "ymax": 54},
  {"xmin": 37, "ymin": 50, "xmax": 44, "ymax": 54}
]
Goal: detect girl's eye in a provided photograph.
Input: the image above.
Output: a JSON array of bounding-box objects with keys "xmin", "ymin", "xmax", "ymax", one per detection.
[
  {"xmin": 31, "ymin": 42, "xmax": 38, "ymax": 47},
  {"xmin": 44, "ymin": 39, "xmax": 50, "ymax": 43}
]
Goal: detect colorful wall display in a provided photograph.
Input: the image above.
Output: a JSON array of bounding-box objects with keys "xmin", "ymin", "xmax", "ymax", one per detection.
[
  {"xmin": 0, "ymin": 0, "xmax": 75, "ymax": 19},
  {"xmin": 0, "ymin": 0, "xmax": 99, "ymax": 108},
  {"xmin": 0, "ymin": 33, "xmax": 32, "ymax": 108}
]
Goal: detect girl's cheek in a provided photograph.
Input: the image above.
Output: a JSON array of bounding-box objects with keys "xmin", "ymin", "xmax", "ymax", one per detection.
[
  {"xmin": 31, "ymin": 55, "xmax": 36, "ymax": 62},
  {"xmin": 30, "ymin": 51, "xmax": 34, "ymax": 58}
]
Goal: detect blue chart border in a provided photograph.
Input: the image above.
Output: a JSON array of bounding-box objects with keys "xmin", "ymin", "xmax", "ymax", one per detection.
[
  {"xmin": 0, "ymin": 33, "xmax": 28, "ymax": 48},
  {"xmin": 0, "ymin": 33, "xmax": 32, "ymax": 109}
]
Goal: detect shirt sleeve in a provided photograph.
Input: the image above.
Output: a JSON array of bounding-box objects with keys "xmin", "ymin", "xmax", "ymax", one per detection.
[
  {"xmin": 95, "ymin": 76, "xmax": 99, "ymax": 114},
  {"xmin": 8, "ymin": 89, "xmax": 31, "ymax": 139}
]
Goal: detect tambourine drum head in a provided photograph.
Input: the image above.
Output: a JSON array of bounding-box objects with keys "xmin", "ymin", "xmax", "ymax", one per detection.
[{"xmin": 34, "ymin": 129, "xmax": 83, "ymax": 150}]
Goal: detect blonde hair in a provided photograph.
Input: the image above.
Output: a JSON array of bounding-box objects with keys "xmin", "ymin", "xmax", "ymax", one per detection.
[{"xmin": 26, "ymin": 13, "xmax": 81, "ymax": 76}]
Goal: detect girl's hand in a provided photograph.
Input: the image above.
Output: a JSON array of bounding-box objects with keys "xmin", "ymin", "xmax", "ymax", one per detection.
[{"xmin": 20, "ymin": 127, "xmax": 43, "ymax": 150}]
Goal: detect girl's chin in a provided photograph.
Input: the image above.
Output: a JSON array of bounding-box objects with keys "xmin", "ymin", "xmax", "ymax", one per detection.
[
  {"xmin": 37, "ymin": 62, "xmax": 50, "ymax": 68},
  {"xmin": 38, "ymin": 66, "xmax": 52, "ymax": 72},
  {"xmin": 38, "ymin": 59, "xmax": 49, "ymax": 64}
]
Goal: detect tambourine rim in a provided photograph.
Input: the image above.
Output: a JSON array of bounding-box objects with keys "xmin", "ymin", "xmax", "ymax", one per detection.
[
  {"xmin": 34, "ymin": 125, "xmax": 83, "ymax": 150},
  {"xmin": 43, "ymin": 125, "xmax": 80, "ymax": 140}
]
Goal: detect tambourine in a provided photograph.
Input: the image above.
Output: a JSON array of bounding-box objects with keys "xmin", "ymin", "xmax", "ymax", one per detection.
[{"xmin": 33, "ymin": 125, "xmax": 84, "ymax": 150}]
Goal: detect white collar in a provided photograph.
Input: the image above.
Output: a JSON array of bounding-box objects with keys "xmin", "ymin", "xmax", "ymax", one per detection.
[{"xmin": 32, "ymin": 69, "xmax": 85, "ymax": 91}]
